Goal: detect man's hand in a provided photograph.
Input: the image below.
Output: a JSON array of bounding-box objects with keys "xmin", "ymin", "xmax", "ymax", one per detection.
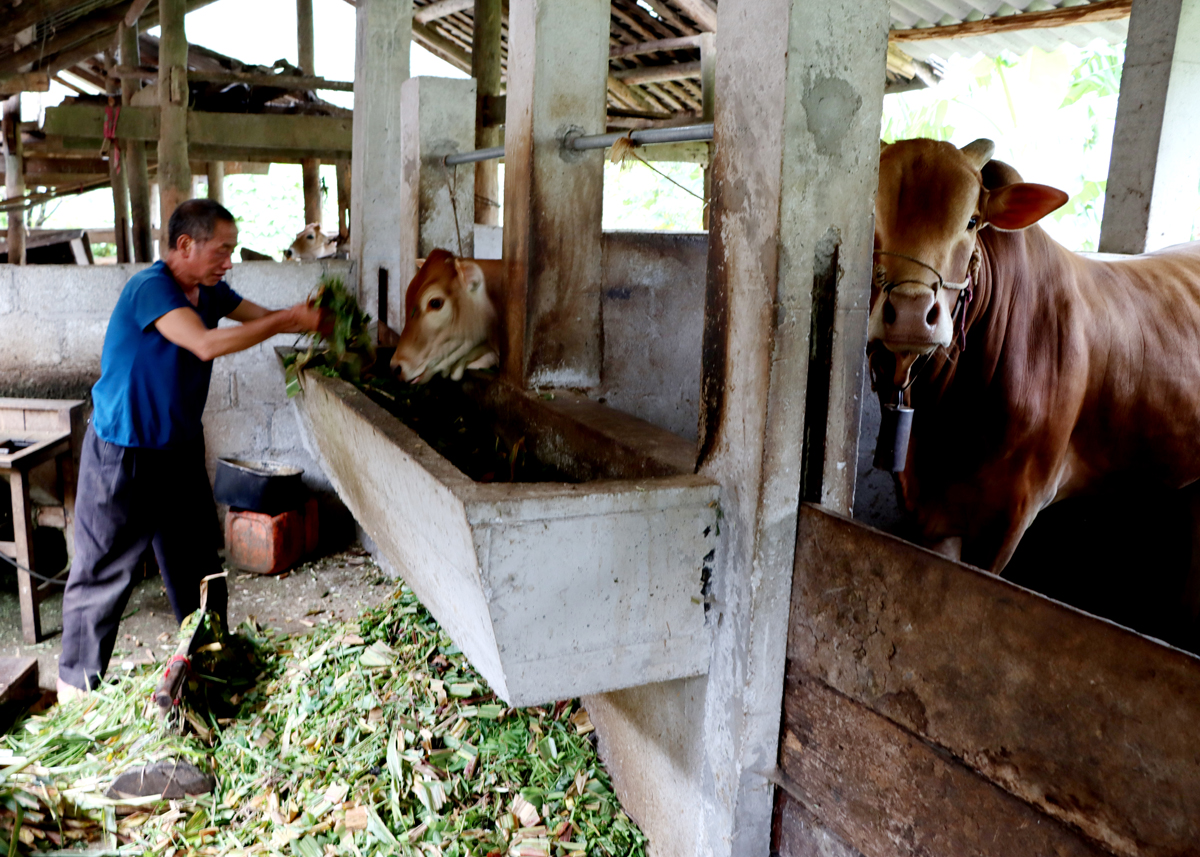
[{"xmin": 281, "ymin": 302, "xmax": 333, "ymax": 336}]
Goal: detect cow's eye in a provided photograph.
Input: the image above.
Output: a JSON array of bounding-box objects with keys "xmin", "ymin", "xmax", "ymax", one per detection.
[
  {"xmin": 428, "ymin": 298, "xmax": 444, "ymax": 310},
  {"xmin": 306, "ymin": 233, "xmax": 314, "ymax": 240},
  {"xmin": 967, "ymin": 215, "xmax": 979, "ymax": 230}
]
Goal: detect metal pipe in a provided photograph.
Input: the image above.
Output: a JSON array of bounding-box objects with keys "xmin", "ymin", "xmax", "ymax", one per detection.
[
  {"xmin": 567, "ymin": 122, "xmax": 714, "ymax": 151},
  {"xmin": 441, "ymin": 121, "xmax": 715, "ymax": 166},
  {"xmin": 444, "ymin": 144, "xmax": 506, "ymax": 166}
]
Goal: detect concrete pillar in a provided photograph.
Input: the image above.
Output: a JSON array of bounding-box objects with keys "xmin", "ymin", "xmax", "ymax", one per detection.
[
  {"xmin": 3, "ymin": 94, "xmax": 25, "ymax": 265},
  {"xmin": 206, "ymin": 160, "xmax": 224, "ymax": 204},
  {"xmin": 1099, "ymin": 0, "xmax": 1200, "ymax": 254},
  {"xmin": 120, "ymin": 22, "xmax": 154, "ymax": 263},
  {"xmin": 472, "ymin": 0, "xmax": 502, "ymax": 227},
  {"xmin": 501, "ymin": 0, "xmax": 609, "ymax": 388},
  {"xmin": 157, "ymin": 0, "xmax": 190, "ymax": 235},
  {"xmin": 350, "ymin": 0, "xmax": 411, "ymax": 342},
  {"xmin": 585, "ymin": 0, "xmax": 890, "ymax": 854},
  {"xmin": 398, "ymin": 76, "xmax": 476, "ymax": 287}
]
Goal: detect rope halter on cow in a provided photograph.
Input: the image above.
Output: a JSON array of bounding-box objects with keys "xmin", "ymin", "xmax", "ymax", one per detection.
[{"xmin": 872, "ymin": 248, "xmax": 981, "ymax": 351}]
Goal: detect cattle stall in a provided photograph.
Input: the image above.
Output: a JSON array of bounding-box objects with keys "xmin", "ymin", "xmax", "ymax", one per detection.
[{"xmin": 5, "ymin": 0, "xmax": 1200, "ymax": 855}]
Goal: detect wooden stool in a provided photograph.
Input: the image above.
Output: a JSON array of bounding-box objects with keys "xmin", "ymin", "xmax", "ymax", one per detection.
[{"xmin": 0, "ymin": 399, "xmax": 84, "ymax": 644}]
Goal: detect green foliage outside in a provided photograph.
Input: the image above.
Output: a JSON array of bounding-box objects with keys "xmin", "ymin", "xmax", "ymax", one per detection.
[{"xmin": 883, "ymin": 43, "xmax": 1137, "ymax": 251}]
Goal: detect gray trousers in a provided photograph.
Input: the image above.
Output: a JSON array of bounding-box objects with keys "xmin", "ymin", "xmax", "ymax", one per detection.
[{"xmin": 58, "ymin": 424, "xmax": 226, "ymax": 691}]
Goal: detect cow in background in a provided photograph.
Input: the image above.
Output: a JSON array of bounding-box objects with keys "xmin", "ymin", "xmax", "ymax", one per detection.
[
  {"xmin": 390, "ymin": 249, "xmax": 505, "ymax": 384},
  {"xmin": 868, "ymin": 138, "xmax": 1200, "ymax": 574},
  {"xmin": 284, "ymin": 224, "xmax": 340, "ymax": 261}
]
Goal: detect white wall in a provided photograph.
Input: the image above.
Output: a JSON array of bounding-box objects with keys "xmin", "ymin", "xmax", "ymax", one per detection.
[{"xmin": 0, "ymin": 260, "xmax": 353, "ymax": 501}]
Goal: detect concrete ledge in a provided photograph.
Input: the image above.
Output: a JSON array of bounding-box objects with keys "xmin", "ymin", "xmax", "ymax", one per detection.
[{"xmin": 289, "ymin": 365, "xmax": 719, "ymax": 705}]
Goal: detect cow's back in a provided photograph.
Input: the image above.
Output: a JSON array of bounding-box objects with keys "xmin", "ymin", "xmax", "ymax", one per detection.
[{"xmin": 1062, "ymin": 240, "xmax": 1200, "ymax": 493}]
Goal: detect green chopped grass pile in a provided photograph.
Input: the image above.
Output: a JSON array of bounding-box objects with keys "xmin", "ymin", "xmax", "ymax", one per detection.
[{"xmin": 0, "ymin": 584, "xmax": 647, "ymax": 857}]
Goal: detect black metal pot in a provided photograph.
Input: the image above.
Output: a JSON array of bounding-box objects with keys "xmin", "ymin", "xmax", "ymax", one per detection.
[{"xmin": 214, "ymin": 458, "xmax": 306, "ymax": 515}]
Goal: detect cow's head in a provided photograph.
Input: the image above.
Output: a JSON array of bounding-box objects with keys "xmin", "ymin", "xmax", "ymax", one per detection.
[
  {"xmin": 868, "ymin": 138, "xmax": 1068, "ymax": 386},
  {"xmin": 284, "ymin": 224, "xmax": 338, "ymax": 261},
  {"xmin": 391, "ymin": 249, "xmax": 498, "ymax": 383}
]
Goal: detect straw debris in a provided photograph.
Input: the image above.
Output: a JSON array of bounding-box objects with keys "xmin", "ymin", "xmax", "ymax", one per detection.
[{"xmin": 0, "ymin": 584, "xmax": 646, "ymax": 856}]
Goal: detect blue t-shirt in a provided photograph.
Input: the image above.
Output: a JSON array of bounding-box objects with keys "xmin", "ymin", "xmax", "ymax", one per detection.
[{"xmin": 91, "ymin": 261, "xmax": 243, "ymax": 449}]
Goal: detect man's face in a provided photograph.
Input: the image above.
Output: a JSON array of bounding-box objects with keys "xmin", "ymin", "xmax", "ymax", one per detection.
[{"xmin": 177, "ymin": 220, "xmax": 238, "ymax": 287}]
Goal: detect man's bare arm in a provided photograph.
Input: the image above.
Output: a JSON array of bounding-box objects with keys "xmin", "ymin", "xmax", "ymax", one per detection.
[
  {"xmin": 155, "ymin": 303, "xmax": 324, "ymax": 362},
  {"xmin": 226, "ymin": 299, "xmax": 273, "ymax": 323}
]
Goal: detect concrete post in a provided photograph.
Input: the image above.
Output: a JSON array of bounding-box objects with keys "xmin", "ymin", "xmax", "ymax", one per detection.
[
  {"xmin": 585, "ymin": 0, "xmax": 890, "ymax": 854},
  {"xmin": 120, "ymin": 22, "xmax": 153, "ymax": 263},
  {"xmin": 3, "ymin": 94, "xmax": 25, "ymax": 265},
  {"xmin": 472, "ymin": 0, "xmax": 503, "ymax": 227},
  {"xmin": 157, "ymin": 0, "xmax": 190, "ymax": 235},
  {"xmin": 1099, "ymin": 0, "xmax": 1200, "ymax": 254},
  {"xmin": 350, "ymin": 0, "xmax": 411, "ymax": 342},
  {"xmin": 398, "ymin": 76, "xmax": 476, "ymax": 287},
  {"xmin": 501, "ymin": 0, "xmax": 609, "ymax": 389}
]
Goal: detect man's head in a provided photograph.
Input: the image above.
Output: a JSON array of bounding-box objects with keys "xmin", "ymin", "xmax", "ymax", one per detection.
[{"xmin": 166, "ymin": 199, "xmax": 238, "ymax": 287}]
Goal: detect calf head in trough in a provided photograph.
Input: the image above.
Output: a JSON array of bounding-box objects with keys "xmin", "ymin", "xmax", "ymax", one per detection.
[{"xmin": 391, "ymin": 249, "xmax": 503, "ymax": 384}]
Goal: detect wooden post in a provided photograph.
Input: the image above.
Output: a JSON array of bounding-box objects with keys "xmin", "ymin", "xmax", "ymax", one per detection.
[
  {"xmin": 298, "ymin": 0, "xmax": 322, "ymax": 226},
  {"xmin": 105, "ymin": 51, "xmax": 131, "ymax": 263},
  {"xmin": 350, "ymin": 0, "xmax": 411, "ymax": 338},
  {"xmin": 119, "ymin": 23, "xmax": 153, "ymax": 263},
  {"xmin": 1099, "ymin": 0, "xmax": 1200, "ymax": 253},
  {"xmin": 699, "ymin": 32, "xmax": 715, "ymax": 231},
  {"xmin": 472, "ymin": 0, "xmax": 502, "ymax": 227},
  {"xmin": 3, "ymin": 94, "xmax": 25, "ymax": 265},
  {"xmin": 157, "ymin": 0, "xmax": 190, "ymax": 237},
  {"xmin": 206, "ymin": 160, "xmax": 224, "ymax": 204},
  {"xmin": 502, "ymin": 0, "xmax": 609, "ymax": 388},
  {"xmin": 11, "ymin": 470, "xmax": 39, "ymax": 643},
  {"xmin": 335, "ymin": 159, "xmax": 350, "ymax": 240}
]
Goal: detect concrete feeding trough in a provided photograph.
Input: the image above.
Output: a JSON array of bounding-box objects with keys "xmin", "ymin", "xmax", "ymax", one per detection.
[{"xmin": 285, "ymin": 355, "xmax": 719, "ymax": 705}]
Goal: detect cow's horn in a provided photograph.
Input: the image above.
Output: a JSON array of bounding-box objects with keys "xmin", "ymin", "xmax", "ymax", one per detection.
[{"xmin": 960, "ymin": 138, "xmax": 995, "ymax": 169}]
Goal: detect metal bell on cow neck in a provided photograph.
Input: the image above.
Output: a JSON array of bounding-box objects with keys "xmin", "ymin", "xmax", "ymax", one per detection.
[{"xmin": 874, "ymin": 402, "xmax": 914, "ymax": 472}]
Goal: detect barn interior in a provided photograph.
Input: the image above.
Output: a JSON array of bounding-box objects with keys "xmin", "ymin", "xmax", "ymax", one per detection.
[{"xmin": 3, "ymin": 0, "xmax": 1200, "ymax": 855}]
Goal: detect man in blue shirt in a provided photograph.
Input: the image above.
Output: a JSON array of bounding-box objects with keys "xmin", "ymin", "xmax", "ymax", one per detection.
[{"xmin": 57, "ymin": 199, "xmax": 328, "ymax": 699}]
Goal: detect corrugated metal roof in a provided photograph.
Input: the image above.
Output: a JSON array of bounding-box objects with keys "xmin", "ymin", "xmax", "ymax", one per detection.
[{"xmin": 889, "ymin": 0, "xmax": 1128, "ymax": 62}]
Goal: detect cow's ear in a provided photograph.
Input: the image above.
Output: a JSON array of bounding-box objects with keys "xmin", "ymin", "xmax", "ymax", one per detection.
[
  {"xmin": 455, "ymin": 259, "xmax": 486, "ymax": 293},
  {"xmin": 984, "ymin": 182, "xmax": 1069, "ymax": 231}
]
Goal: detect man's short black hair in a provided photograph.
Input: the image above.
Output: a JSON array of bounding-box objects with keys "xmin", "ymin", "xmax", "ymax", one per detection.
[{"xmin": 167, "ymin": 198, "xmax": 236, "ymax": 250}]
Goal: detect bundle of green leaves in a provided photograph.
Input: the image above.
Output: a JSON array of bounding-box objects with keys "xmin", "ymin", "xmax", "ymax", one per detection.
[
  {"xmin": 284, "ymin": 275, "xmax": 377, "ymax": 397},
  {"xmin": 0, "ymin": 582, "xmax": 646, "ymax": 857}
]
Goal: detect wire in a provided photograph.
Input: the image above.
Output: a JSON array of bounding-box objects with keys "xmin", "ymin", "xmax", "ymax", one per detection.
[{"xmin": 0, "ymin": 550, "xmax": 67, "ymax": 586}]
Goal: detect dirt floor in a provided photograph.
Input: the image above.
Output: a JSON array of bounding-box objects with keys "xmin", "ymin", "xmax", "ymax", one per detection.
[{"xmin": 0, "ymin": 545, "xmax": 397, "ymax": 690}]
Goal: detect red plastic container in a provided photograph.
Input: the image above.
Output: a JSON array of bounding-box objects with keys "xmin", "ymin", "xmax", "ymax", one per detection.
[{"xmin": 225, "ymin": 499, "xmax": 319, "ymax": 575}]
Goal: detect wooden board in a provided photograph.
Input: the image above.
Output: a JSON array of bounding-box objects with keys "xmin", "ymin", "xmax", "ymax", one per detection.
[
  {"xmin": 42, "ymin": 105, "xmax": 352, "ymax": 160},
  {"xmin": 0, "ymin": 658, "xmax": 38, "ymax": 704},
  {"xmin": 777, "ymin": 672, "xmax": 1108, "ymax": 857},
  {"xmin": 787, "ymin": 504, "xmax": 1200, "ymax": 857}
]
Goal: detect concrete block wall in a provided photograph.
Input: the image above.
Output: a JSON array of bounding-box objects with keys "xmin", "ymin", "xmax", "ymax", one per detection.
[{"xmin": 0, "ymin": 260, "xmax": 353, "ymax": 514}]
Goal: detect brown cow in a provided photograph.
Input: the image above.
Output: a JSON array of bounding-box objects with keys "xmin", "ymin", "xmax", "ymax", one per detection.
[
  {"xmin": 390, "ymin": 249, "xmax": 505, "ymax": 383},
  {"xmin": 284, "ymin": 224, "xmax": 339, "ymax": 261},
  {"xmin": 868, "ymin": 138, "xmax": 1200, "ymax": 572}
]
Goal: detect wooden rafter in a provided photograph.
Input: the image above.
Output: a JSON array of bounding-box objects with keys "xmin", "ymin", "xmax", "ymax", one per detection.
[
  {"xmin": 890, "ymin": 0, "xmax": 1132, "ymax": 42},
  {"xmin": 414, "ymin": 0, "xmax": 473, "ymax": 25}
]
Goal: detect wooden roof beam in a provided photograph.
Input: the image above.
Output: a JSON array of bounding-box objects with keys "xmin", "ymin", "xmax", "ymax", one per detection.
[
  {"xmin": 671, "ymin": 0, "xmax": 716, "ymax": 32},
  {"xmin": 411, "ymin": 21, "xmax": 473, "ymax": 74},
  {"xmin": 612, "ymin": 61, "xmax": 701, "ymax": 85},
  {"xmin": 890, "ymin": 0, "xmax": 1131, "ymax": 42},
  {"xmin": 611, "ymin": 35, "xmax": 701, "ymax": 58},
  {"xmin": 2, "ymin": 0, "xmax": 84, "ymax": 41},
  {"xmin": 414, "ymin": 0, "xmax": 474, "ymax": 24}
]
